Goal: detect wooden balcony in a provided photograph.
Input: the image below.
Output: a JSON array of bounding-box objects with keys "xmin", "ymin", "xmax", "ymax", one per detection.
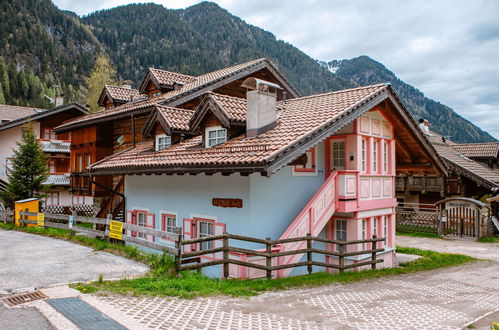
[
  {"xmin": 40, "ymin": 139, "xmax": 71, "ymax": 153},
  {"xmin": 44, "ymin": 173, "xmax": 70, "ymax": 186},
  {"xmin": 395, "ymin": 175, "xmax": 443, "ymax": 193}
]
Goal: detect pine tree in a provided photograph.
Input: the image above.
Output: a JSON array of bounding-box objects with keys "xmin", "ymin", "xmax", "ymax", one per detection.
[
  {"xmin": 0, "ymin": 124, "xmax": 49, "ymax": 208},
  {"xmin": 84, "ymin": 53, "xmax": 117, "ymax": 112}
]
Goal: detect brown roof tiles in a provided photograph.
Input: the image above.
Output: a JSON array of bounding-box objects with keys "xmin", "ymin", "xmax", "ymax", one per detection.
[
  {"xmin": 452, "ymin": 142, "xmax": 499, "ymax": 159},
  {"xmin": 149, "ymin": 68, "xmax": 196, "ymax": 87},
  {"xmin": 156, "ymin": 106, "xmax": 194, "ymax": 132},
  {"xmin": 91, "ymin": 84, "xmax": 388, "ymax": 174},
  {"xmin": 103, "ymin": 85, "xmax": 141, "ymax": 103},
  {"xmin": 0, "ymin": 104, "xmax": 44, "ymax": 122}
]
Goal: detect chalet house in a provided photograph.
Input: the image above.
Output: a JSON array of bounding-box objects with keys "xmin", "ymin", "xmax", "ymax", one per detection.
[
  {"xmin": 68, "ymin": 79, "xmax": 445, "ymax": 280},
  {"xmin": 396, "ymin": 120, "xmax": 499, "ymax": 209},
  {"xmin": 0, "ymin": 103, "xmax": 89, "ymax": 207},
  {"xmin": 54, "ymin": 58, "xmax": 300, "ymax": 220}
]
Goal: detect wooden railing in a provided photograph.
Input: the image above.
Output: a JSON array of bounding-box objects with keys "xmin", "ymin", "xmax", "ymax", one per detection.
[
  {"xmin": 179, "ymin": 233, "xmax": 385, "ymax": 279},
  {"xmin": 97, "ymin": 176, "xmax": 125, "ymax": 220},
  {"xmin": 15, "ymin": 210, "xmax": 180, "ymax": 255}
]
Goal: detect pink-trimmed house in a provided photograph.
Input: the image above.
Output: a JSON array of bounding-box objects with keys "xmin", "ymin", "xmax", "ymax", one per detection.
[{"xmin": 83, "ymin": 68, "xmax": 445, "ymax": 278}]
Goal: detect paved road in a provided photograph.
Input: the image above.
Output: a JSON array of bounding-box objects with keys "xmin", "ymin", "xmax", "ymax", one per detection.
[
  {"xmin": 93, "ymin": 236, "xmax": 499, "ymax": 329},
  {"xmin": 0, "ymin": 229, "xmax": 149, "ymax": 293}
]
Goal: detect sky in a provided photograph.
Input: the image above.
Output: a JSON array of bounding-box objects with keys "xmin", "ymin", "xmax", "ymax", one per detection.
[{"xmin": 53, "ymin": 0, "xmax": 499, "ymax": 139}]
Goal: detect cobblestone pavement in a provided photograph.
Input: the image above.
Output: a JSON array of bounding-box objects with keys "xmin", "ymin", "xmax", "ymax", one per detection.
[{"xmin": 95, "ymin": 260, "xmax": 499, "ymax": 329}]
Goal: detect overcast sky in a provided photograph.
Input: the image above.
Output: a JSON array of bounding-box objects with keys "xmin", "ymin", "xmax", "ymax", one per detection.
[{"xmin": 53, "ymin": 0, "xmax": 499, "ymax": 139}]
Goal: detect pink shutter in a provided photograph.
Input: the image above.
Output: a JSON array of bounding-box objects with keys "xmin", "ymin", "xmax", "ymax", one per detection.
[
  {"xmin": 126, "ymin": 211, "xmax": 133, "ymax": 237},
  {"xmin": 131, "ymin": 212, "xmax": 137, "ymax": 237},
  {"xmin": 183, "ymin": 218, "xmax": 194, "ymax": 252},
  {"xmin": 213, "ymin": 222, "xmax": 226, "ymax": 260},
  {"xmin": 146, "ymin": 213, "xmax": 155, "ymax": 242}
]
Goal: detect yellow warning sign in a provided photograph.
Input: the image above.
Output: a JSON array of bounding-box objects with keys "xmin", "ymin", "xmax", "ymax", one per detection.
[
  {"xmin": 109, "ymin": 220, "xmax": 123, "ymax": 240},
  {"xmin": 37, "ymin": 213, "xmax": 45, "ymax": 227}
]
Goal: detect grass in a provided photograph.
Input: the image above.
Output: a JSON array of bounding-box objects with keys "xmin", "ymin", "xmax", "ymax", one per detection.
[
  {"xmin": 72, "ymin": 246, "xmax": 475, "ymax": 299},
  {"xmin": 396, "ymin": 231, "xmax": 443, "ymax": 239},
  {"xmin": 477, "ymin": 236, "xmax": 499, "ymax": 243}
]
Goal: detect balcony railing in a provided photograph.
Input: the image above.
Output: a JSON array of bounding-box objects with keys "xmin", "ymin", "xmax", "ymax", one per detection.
[
  {"xmin": 44, "ymin": 174, "xmax": 70, "ymax": 186},
  {"xmin": 40, "ymin": 139, "xmax": 70, "ymax": 153}
]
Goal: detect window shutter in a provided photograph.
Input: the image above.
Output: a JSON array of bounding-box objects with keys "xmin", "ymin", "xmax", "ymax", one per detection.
[
  {"xmin": 183, "ymin": 218, "xmax": 195, "ymax": 252},
  {"xmin": 146, "ymin": 213, "xmax": 155, "ymax": 242},
  {"xmin": 131, "ymin": 211, "xmax": 137, "ymax": 237},
  {"xmin": 126, "ymin": 211, "xmax": 133, "ymax": 237},
  {"xmin": 213, "ymin": 222, "xmax": 226, "ymax": 260}
]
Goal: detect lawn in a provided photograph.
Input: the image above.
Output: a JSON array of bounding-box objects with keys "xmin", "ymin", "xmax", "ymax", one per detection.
[{"xmin": 72, "ymin": 246, "xmax": 475, "ymax": 298}]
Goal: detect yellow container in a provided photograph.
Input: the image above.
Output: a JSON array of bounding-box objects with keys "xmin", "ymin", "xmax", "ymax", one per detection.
[{"xmin": 15, "ymin": 198, "xmax": 39, "ymax": 227}]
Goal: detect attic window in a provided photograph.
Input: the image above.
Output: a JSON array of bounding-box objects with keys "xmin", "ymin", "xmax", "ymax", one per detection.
[
  {"xmin": 206, "ymin": 126, "xmax": 227, "ymax": 148},
  {"xmin": 156, "ymin": 134, "xmax": 171, "ymax": 151}
]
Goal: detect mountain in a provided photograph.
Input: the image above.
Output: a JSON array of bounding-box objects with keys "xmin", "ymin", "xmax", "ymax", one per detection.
[
  {"xmin": 81, "ymin": 2, "xmax": 352, "ymax": 96},
  {"xmin": 322, "ymin": 56, "xmax": 496, "ymax": 143},
  {"xmin": 0, "ymin": 0, "xmax": 100, "ymax": 103},
  {"xmin": 0, "ymin": 0, "xmax": 494, "ymax": 142}
]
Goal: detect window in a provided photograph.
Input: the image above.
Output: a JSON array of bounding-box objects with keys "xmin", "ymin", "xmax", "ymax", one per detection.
[
  {"xmin": 72, "ymin": 195, "xmax": 85, "ymax": 205},
  {"xmin": 5, "ymin": 158, "xmax": 13, "ymax": 174},
  {"xmin": 137, "ymin": 211, "xmax": 147, "ymax": 239},
  {"xmin": 156, "ymin": 134, "xmax": 171, "ymax": 151},
  {"xmin": 42, "ymin": 128, "xmax": 56, "ymax": 140},
  {"xmin": 332, "ymin": 141, "xmax": 346, "ymax": 169},
  {"xmin": 293, "ymin": 148, "xmax": 316, "ymax": 174},
  {"xmin": 373, "ymin": 141, "xmax": 378, "ymax": 173},
  {"xmin": 335, "ymin": 219, "xmax": 347, "ymax": 251},
  {"xmin": 198, "ymin": 220, "xmax": 214, "ymax": 250},
  {"xmin": 46, "ymin": 192, "xmax": 59, "ymax": 206},
  {"xmin": 206, "ymin": 127, "xmax": 227, "ymax": 147},
  {"xmin": 48, "ymin": 160, "xmax": 56, "ymax": 174},
  {"xmin": 151, "ymin": 91, "xmax": 161, "ymax": 97},
  {"xmin": 361, "ymin": 139, "xmax": 366, "ymax": 172},
  {"xmin": 383, "ymin": 142, "xmax": 388, "ymax": 172},
  {"xmin": 373, "ymin": 217, "xmax": 378, "ymax": 237},
  {"xmin": 162, "ymin": 214, "xmax": 177, "ymax": 234}
]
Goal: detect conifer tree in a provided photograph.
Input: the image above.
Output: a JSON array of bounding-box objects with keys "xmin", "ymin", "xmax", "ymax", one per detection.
[
  {"xmin": 0, "ymin": 124, "xmax": 49, "ymax": 207},
  {"xmin": 84, "ymin": 53, "xmax": 117, "ymax": 112}
]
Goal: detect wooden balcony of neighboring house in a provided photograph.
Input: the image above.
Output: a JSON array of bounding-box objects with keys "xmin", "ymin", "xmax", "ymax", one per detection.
[
  {"xmin": 44, "ymin": 172, "xmax": 70, "ymax": 186},
  {"xmin": 70, "ymin": 172, "xmax": 92, "ymax": 194},
  {"xmin": 395, "ymin": 175, "xmax": 444, "ymax": 194},
  {"xmin": 39, "ymin": 139, "xmax": 71, "ymax": 153}
]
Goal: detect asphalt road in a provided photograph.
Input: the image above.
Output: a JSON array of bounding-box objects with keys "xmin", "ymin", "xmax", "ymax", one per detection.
[{"xmin": 0, "ymin": 229, "xmax": 149, "ymax": 293}]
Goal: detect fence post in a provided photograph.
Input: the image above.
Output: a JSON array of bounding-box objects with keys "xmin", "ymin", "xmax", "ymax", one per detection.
[
  {"xmin": 70, "ymin": 211, "xmax": 76, "ymax": 236},
  {"xmin": 306, "ymin": 233, "xmax": 312, "ymax": 275},
  {"xmin": 371, "ymin": 235, "xmax": 377, "ymax": 270},
  {"xmin": 174, "ymin": 227, "xmax": 182, "ymax": 273},
  {"xmin": 339, "ymin": 242, "xmax": 344, "ymax": 274},
  {"xmin": 106, "ymin": 214, "xmax": 112, "ymax": 241},
  {"xmin": 266, "ymin": 237, "xmax": 272, "ymax": 280},
  {"xmin": 223, "ymin": 232, "xmax": 229, "ymax": 279}
]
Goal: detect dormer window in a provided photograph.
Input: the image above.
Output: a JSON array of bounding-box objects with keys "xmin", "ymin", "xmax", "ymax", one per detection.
[
  {"xmin": 156, "ymin": 134, "xmax": 171, "ymax": 151},
  {"xmin": 206, "ymin": 126, "xmax": 227, "ymax": 147}
]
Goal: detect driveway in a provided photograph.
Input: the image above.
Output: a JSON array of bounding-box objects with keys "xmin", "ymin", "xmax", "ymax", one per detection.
[
  {"xmin": 0, "ymin": 229, "xmax": 148, "ymax": 293},
  {"xmin": 90, "ymin": 236, "xmax": 499, "ymax": 329}
]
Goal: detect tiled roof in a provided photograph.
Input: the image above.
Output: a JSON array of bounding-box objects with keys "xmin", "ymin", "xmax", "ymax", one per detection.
[
  {"xmin": 452, "ymin": 142, "xmax": 499, "ymax": 159},
  {"xmin": 0, "ymin": 104, "xmax": 44, "ymax": 121},
  {"xmin": 427, "ymin": 133, "xmax": 499, "ymax": 189},
  {"xmin": 55, "ymin": 58, "xmax": 282, "ymax": 132},
  {"xmin": 156, "ymin": 106, "xmax": 194, "ymax": 131},
  {"xmin": 149, "ymin": 68, "xmax": 196, "ymax": 87},
  {"xmin": 209, "ymin": 92, "xmax": 247, "ymax": 122},
  {"xmin": 104, "ymin": 85, "xmax": 141, "ymax": 103},
  {"xmin": 91, "ymin": 84, "xmax": 388, "ymax": 173}
]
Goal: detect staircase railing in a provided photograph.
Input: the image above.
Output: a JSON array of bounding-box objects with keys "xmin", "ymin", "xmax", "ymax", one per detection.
[
  {"xmin": 276, "ymin": 172, "xmax": 337, "ymax": 277},
  {"xmin": 97, "ymin": 176, "xmax": 125, "ymax": 220}
]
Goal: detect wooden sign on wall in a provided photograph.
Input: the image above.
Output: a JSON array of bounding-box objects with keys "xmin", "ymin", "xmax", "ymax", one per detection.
[{"xmin": 212, "ymin": 198, "xmax": 243, "ymax": 208}]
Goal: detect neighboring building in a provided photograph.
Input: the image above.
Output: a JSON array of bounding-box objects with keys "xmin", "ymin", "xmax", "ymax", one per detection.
[
  {"xmin": 0, "ymin": 103, "xmax": 89, "ymax": 207},
  {"xmin": 97, "ymin": 83, "xmax": 141, "ymax": 109},
  {"xmin": 396, "ymin": 120, "xmax": 499, "ymax": 207},
  {"xmin": 452, "ymin": 142, "xmax": 499, "ymax": 172},
  {"xmin": 83, "ymin": 77, "xmax": 445, "ymax": 278}
]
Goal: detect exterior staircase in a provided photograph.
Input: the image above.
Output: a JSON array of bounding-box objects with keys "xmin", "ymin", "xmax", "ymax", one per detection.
[{"xmin": 97, "ymin": 176, "xmax": 125, "ymax": 221}]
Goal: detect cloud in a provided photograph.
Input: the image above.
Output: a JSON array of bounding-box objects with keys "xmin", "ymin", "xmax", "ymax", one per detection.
[{"xmin": 53, "ymin": 0, "xmax": 499, "ymax": 139}]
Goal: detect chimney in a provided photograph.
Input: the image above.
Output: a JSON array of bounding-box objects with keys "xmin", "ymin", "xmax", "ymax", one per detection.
[
  {"xmin": 241, "ymin": 77, "xmax": 282, "ymax": 137},
  {"xmin": 55, "ymin": 93, "xmax": 64, "ymax": 107},
  {"xmin": 122, "ymin": 80, "xmax": 133, "ymax": 89}
]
